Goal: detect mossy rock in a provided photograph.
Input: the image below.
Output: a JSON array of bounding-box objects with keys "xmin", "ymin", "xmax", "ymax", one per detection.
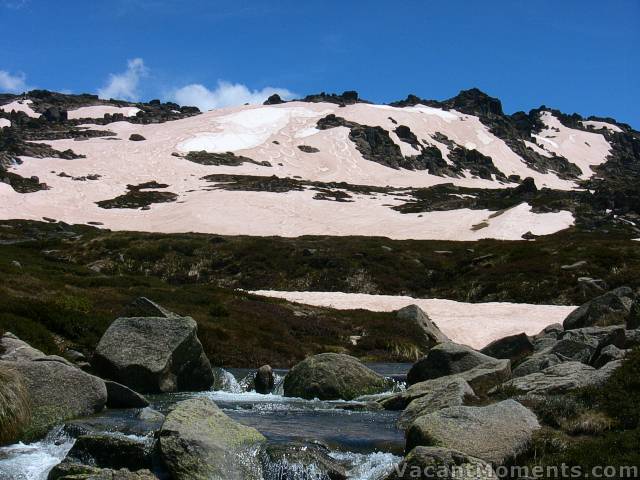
[{"xmin": 283, "ymin": 352, "xmax": 391, "ymax": 400}]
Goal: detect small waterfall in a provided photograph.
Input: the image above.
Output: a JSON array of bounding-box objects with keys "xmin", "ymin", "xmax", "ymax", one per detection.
[
  {"xmin": 213, "ymin": 367, "xmax": 244, "ymax": 393},
  {"xmin": 0, "ymin": 427, "xmax": 74, "ymax": 480}
]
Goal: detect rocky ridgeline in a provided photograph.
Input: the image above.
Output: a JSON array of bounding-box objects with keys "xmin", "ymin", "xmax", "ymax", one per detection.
[{"xmin": 0, "ymin": 289, "xmax": 638, "ymax": 478}]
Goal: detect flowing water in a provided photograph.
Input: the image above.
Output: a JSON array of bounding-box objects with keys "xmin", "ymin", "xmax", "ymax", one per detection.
[{"xmin": 0, "ymin": 363, "xmax": 409, "ymax": 480}]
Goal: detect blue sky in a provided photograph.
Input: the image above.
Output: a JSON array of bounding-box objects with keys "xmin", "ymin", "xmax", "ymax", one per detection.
[{"xmin": 1, "ymin": 0, "xmax": 638, "ymax": 127}]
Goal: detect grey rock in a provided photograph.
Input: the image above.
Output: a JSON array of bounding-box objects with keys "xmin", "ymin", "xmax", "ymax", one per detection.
[
  {"xmin": 563, "ymin": 287, "xmax": 635, "ymax": 330},
  {"xmin": 547, "ymin": 339, "xmax": 594, "ymax": 364},
  {"xmin": 120, "ymin": 296, "xmax": 177, "ymax": 319},
  {"xmin": 625, "ymin": 329, "xmax": 640, "ymax": 348},
  {"xmin": 512, "ymin": 353, "xmax": 562, "ymax": 378},
  {"xmin": 561, "ymin": 260, "xmax": 587, "ymax": 270},
  {"xmin": 137, "ymin": 407, "xmax": 165, "ymax": 423},
  {"xmin": 397, "ymin": 377, "xmax": 476, "ymax": 430},
  {"xmin": 0, "ymin": 332, "xmax": 46, "ymax": 361},
  {"xmin": 0, "ymin": 359, "xmax": 107, "ymax": 440},
  {"xmin": 407, "ymin": 343, "xmax": 500, "ymax": 386},
  {"xmin": 283, "ymin": 353, "xmax": 390, "ymax": 401},
  {"xmin": 105, "ymin": 381, "xmax": 149, "ymax": 409},
  {"xmin": 457, "ymin": 360, "xmax": 511, "ymax": 396},
  {"xmin": 158, "ymin": 397, "xmax": 265, "ymax": 480},
  {"xmin": 396, "ymin": 305, "xmax": 450, "ymax": 351},
  {"xmin": 385, "ymin": 447, "xmax": 495, "ymax": 480},
  {"xmin": 406, "ymin": 400, "xmax": 539, "ymax": 466},
  {"xmin": 498, "ymin": 361, "xmax": 620, "ymax": 395},
  {"xmin": 64, "ymin": 349, "xmax": 87, "ymax": 363},
  {"xmin": 480, "ymin": 333, "xmax": 533, "ymax": 364},
  {"xmin": 93, "ymin": 314, "xmax": 214, "ymax": 393}
]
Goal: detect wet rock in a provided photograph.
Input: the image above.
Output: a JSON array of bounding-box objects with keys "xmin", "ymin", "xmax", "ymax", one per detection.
[
  {"xmin": 283, "ymin": 353, "xmax": 390, "ymax": 401},
  {"xmin": 406, "ymin": 400, "xmax": 539, "ymax": 466},
  {"xmin": 260, "ymin": 442, "xmax": 347, "ymax": 480},
  {"xmin": 396, "ymin": 305, "xmax": 450, "ymax": 352},
  {"xmin": 480, "ymin": 332, "xmax": 533, "ymax": 364},
  {"xmin": 254, "ymin": 365, "xmax": 275, "ymax": 394},
  {"xmin": 385, "ymin": 446, "xmax": 495, "ymax": 480},
  {"xmin": 158, "ymin": 397, "xmax": 265, "ymax": 480},
  {"xmin": 61, "ymin": 433, "xmax": 151, "ymax": 471},
  {"xmin": 48, "ymin": 464, "xmax": 156, "ymax": 480},
  {"xmin": 105, "ymin": 381, "xmax": 150, "ymax": 409},
  {"xmin": 407, "ymin": 343, "xmax": 500, "ymax": 386},
  {"xmin": 93, "ymin": 311, "xmax": 214, "ymax": 394},
  {"xmin": 137, "ymin": 407, "xmax": 165, "ymax": 424},
  {"xmin": 397, "ymin": 377, "xmax": 476, "ymax": 430},
  {"xmin": 563, "ymin": 287, "xmax": 636, "ymax": 330},
  {"xmin": 0, "ymin": 359, "xmax": 107, "ymax": 440}
]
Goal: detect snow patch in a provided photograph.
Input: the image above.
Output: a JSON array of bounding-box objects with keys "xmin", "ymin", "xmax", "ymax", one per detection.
[
  {"xmin": 67, "ymin": 105, "xmax": 141, "ymax": 119},
  {"xmin": 0, "ymin": 118, "xmax": 10, "ymax": 128},
  {"xmin": 249, "ymin": 290, "xmax": 577, "ymax": 349},
  {"xmin": 0, "ymin": 100, "xmax": 40, "ymax": 118},
  {"xmin": 581, "ymin": 120, "xmax": 623, "ymax": 133}
]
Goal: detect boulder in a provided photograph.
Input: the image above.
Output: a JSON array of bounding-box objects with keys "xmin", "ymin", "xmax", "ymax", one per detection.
[
  {"xmin": 263, "ymin": 93, "xmax": 284, "ymax": 105},
  {"xmin": 563, "ymin": 287, "xmax": 635, "ymax": 330},
  {"xmin": 0, "ymin": 364, "xmax": 30, "ymax": 445},
  {"xmin": 480, "ymin": 333, "xmax": 533, "ymax": 364},
  {"xmin": 128, "ymin": 134, "xmax": 146, "ymax": 141},
  {"xmin": 592, "ymin": 345, "xmax": 627, "ymax": 368},
  {"xmin": 407, "ymin": 343, "xmax": 500, "ymax": 386},
  {"xmin": 457, "ymin": 360, "xmax": 511, "ymax": 396},
  {"xmin": 158, "ymin": 397, "xmax": 265, "ymax": 480},
  {"xmin": 406, "ymin": 400, "xmax": 539, "ymax": 466},
  {"xmin": 512, "ymin": 353, "xmax": 562, "ymax": 378},
  {"xmin": 137, "ymin": 407, "xmax": 165, "ymax": 424},
  {"xmin": 559, "ymin": 325, "xmax": 626, "ymax": 352},
  {"xmin": 260, "ymin": 443, "xmax": 347, "ymax": 480},
  {"xmin": 546, "ymin": 339, "xmax": 594, "ymax": 364},
  {"xmin": 0, "ymin": 359, "xmax": 107, "ymax": 440},
  {"xmin": 0, "ymin": 332, "xmax": 46, "ymax": 361},
  {"xmin": 397, "ymin": 377, "xmax": 476, "ymax": 430},
  {"xmin": 498, "ymin": 361, "xmax": 620, "ymax": 395},
  {"xmin": 395, "ymin": 305, "xmax": 449, "ymax": 351},
  {"xmin": 283, "ymin": 353, "xmax": 390, "ymax": 400},
  {"xmin": 385, "ymin": 447, "xmax": 495, "ymax": 480},
  {"xmin": 48, "ymin": 465, "xmax": 156, "ymax": 480},
  {"xmin": 93, "ymin": 314, "xmax": 214, "ymax": 393},
  {"xmin": 105, "ymin": 380, "xmax": 149, "ymax": 409},
  {"xmin": 59, "ymin": 433, "xmax": 151, "ymax": 472},
  {"xmin": 254, "ymin": 365, "xmax": 274, "ymax": 394}
]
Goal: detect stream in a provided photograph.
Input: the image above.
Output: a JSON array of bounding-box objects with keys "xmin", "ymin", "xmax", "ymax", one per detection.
[{"xmin": 0, "ymin": 363, "xmax": 411, "ymax": 480}]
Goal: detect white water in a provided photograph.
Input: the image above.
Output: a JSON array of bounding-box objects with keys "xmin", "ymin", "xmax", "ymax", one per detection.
[
  {"xmin": 330, "ymin": 451, "xmax": 401, "ymax": 480},
  {"xmin": 0, "ymin": 428, "xmax": 74, "ymax": 480}
]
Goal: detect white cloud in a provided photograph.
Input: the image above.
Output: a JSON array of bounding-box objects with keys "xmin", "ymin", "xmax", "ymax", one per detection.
[
  {"xmin": 98, "ymin": 58, "xmax": 147, "ymax": 101},
  {"xmin": 171, "ymin": 81, "xmax": 295, "ymax": 111},
  {"xmin": 0, "ymin": 70, "xmax": 30, "ymax": 93}
]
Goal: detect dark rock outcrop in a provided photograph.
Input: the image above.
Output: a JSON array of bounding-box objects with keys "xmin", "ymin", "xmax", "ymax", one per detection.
[
  {"xmin": 480, "ymin": 332, "xmax": 533, "ymax": 364},
  {"xmin": 407, "ymin": 343, "xmax": 501, "ymax": 386},
  {"xmin": 563, "ymin": 287, "xmax": 636, "ymax": 330}
]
